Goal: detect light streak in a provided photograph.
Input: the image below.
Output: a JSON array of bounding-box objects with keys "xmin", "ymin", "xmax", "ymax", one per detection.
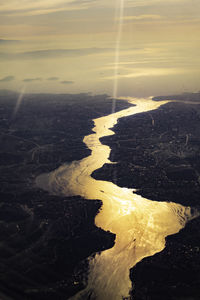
[
  {"xmin": 112, "ymin": 0, "xmax": 125, "ymax": 114},
  {"xmin": 12, "ymin": 86, "xmax": 26, "ymax": 118}
]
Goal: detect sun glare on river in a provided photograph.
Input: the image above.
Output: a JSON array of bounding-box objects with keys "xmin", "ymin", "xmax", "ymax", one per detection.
[{"xmin": 36, "ymin": 97, "xmax": 198, "ymax": 300}]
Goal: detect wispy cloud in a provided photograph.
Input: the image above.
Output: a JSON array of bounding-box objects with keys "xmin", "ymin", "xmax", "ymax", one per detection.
[
  {"xmin": 0, "ymin": 0, "xmax": 198, "ymax": 16},
  {"xmin": 104, "ymin": 68, "xmax": 188, "ymax": 80},
  {"xmin": 123, "ymin": 14, "xmax": 163, "ymax": 21},
  {"xmin": 0, "ymin": 0, "xmax": 98, "ymax": 16},
  {"xmin": 47, "ymin": 77, "xmax": 59, "ymax": 80},
  {"xmin": 0, "ymin": 39, "xmax": 20, "ymax": 44},
  {"xmin": 0, "ymin": 75, "xmax": 15, "ymax": 82},
  {"xmin": 23, "ymin": 77, "xmax": 42, "ymax": 82},
  {"xmin": 0, "ymin": 48, "xmax": 113, "ymax": 60},
  {"xmin": 60, "ymin": 80, "xmax": 74, "ymax": 84},
  {"xmin": 0, "ymin": 0, "xmax": 173, "ymax": 17},
  {"xmin": 125, "ymin": 0, "xmax": 191, "ymax": 7}
]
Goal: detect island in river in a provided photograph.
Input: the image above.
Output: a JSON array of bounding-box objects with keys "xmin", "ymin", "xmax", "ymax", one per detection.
[{"xmin": 0, "ymin": 90, "xmax": 200, "ymax": 299}]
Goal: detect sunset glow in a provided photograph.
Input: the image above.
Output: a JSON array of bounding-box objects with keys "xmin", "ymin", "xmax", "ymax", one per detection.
[{"xmin": 0, "ymin": 0, "xmax": 200, "ymax": 96}]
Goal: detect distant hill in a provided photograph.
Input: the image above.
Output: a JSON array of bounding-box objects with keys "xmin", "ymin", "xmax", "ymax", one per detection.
[
  {"xmin": 0, "ymin": 89, "xmax": 19, "ymax": 97},
  {"xmin": 153, "ymin": 92, "xmax": 200, "ymax": 102}
]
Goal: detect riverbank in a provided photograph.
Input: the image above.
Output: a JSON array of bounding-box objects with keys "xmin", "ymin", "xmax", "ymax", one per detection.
[
  {"xmin": 93, "ymin": 101, "xmax": 200, "ymax": 207},
  {"xmin": 92, "ymin": 94, "xmax": 200, "ymax": 299},
  {"xmin": 35, "ymin": 97, "xmax": 196, "ymax": 300},
  {"xmin": 1, "ymin": 91, "xmax": 199, "ymax": 299}
]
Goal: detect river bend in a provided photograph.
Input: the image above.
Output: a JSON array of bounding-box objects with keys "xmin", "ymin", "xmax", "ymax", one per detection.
[{"xmin": 36, "ymin": 97, "xmax": 197, "ymax": 300}]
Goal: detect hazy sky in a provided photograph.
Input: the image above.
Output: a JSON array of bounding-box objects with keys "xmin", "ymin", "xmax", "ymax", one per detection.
[{"xmin": 0, "ymin": 0, "xmax": 200, "ymax": 97}]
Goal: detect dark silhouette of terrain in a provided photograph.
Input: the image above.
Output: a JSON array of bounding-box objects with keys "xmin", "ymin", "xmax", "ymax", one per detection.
[
  {"xmin": 153, "ymin": 91, "xmax": 200, "ymax": 102},
  {"xmin": 1, "ymin": 90, "xmax": 200, "ymax": 300},
  {"xmin": 93, "ymin": 92, "xmax": 200, "ymax": 300},
  {"xmin": 0, "ymin": 91, "xmax": 132, "ymax": 300},
  {"xmin": 93, "ymin": 101, "xmax": 200, "ymax": 207}
]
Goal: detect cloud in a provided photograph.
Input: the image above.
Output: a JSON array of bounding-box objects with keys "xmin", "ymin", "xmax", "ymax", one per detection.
[
  {"xmin": 104, "ymin": 68, "xmax": 187, "ymax": 80},
  {"xmin": 0, "ymin": 48, "xmax": 113, "ymax": 60},
  {"xmin": 60, "ymin": 80, "xmax": 74, "ymax": 84},
  {"xmin": 0, "ymin": 75, "xmax": 15, "ymax": 82},
  {"xmin": 23, "ymin": 77, "xmax": 42, "ymax": 82},
  {"xmin": 0, "ymin": 0, "xmax": 198, "ymax": 16},
  {"xmin": 47, "ymin": 77, "xmax": 59, "ymax": 80},
  {"xmin": 125, "ymin": 0, "xmax": 187, "ymax": 7},
  {"xmin": 123, "ymin": 14, "xmax": 163, "ymax": 21},
  {"xmin": 0, "ymin": 39, "xmax": 20, "ymax": 44},
  {"xmin": 0, "ymin": 0, "xmax": 98, "ymax": 16}
]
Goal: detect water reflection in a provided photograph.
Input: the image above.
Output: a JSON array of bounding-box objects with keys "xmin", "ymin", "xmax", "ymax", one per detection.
[{"xmin": 36, "ymin": 98, "xmax": 198, "ymax": 299}]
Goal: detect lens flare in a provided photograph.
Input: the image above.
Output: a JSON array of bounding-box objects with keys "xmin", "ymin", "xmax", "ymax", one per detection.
[
  {"xmin": 12, "ymin": 86, "xmax": 26, "ymax": 118},
  {"xmin": 112, "ymin": 0, "xmax": 125, "ymax": 114}
]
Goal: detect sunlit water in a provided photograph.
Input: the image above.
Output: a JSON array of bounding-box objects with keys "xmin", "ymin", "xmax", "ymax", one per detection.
[{"xmin": 36, "ymin": 97, "xmax": 199, "ymax": 300}]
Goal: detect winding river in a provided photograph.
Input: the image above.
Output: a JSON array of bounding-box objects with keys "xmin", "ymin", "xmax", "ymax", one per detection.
[{"xmin": 36, "ymin": 97, "xmax": 198, "ymax": 300}]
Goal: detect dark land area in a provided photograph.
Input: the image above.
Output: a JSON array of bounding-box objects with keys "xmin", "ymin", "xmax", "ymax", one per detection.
[
  {"xmin": 0, "ymin": 90, "xmax": 132, "ymax": 300},
  {"xmin": 92, "ymin": 92, "xmax": 200, "ymax": 300},
  {"xmin": 153, "ymin": 91, "xmax": 200, "ymax": 103},
  {"xmin": 1, "ymin": 90, "xmax": 200, "ymax": 300},
  {"xmin": 93, "ymin": 101, "xmax": 200, "ymax": 207}
]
